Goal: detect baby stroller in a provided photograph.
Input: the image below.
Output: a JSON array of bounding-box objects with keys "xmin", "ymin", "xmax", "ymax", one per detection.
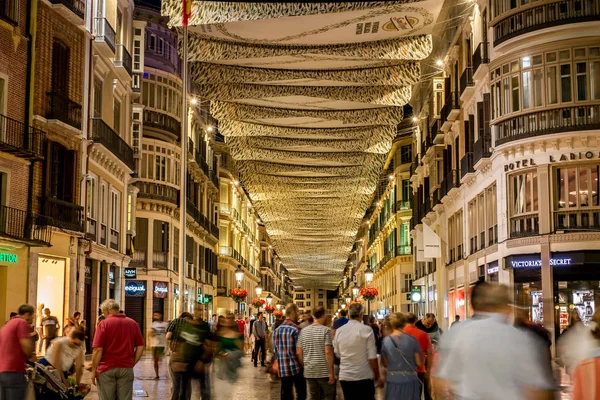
[{"xmin": 26, "ymin": 361, "xmax": 90, "ymax": 400}]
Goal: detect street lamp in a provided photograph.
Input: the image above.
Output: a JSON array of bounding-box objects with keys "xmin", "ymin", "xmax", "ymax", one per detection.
[
  {"xmin": 235, "ymin": 265, "xmax": 244, "ymax": 286},
  {"xmin": 276, "ymin": 303, "xmax": 282, "ymax": 311},
  {"xmin": 352, "ymin": 282, "xmax": 360, "ymax": 299},
  {"xmin": 365, "ymin": 266, "xmax": 374, "ymax": 284},
  {"xmin": 266, "ymin": 293, "xmax": 273, "ymax": 305},
  {"xmin": 345, "ymin": 296, "xmax": 351, "ymax": 304},
  {"xmin": 255, "ymin": 284, "xmax": 263, "ymax": 297}
]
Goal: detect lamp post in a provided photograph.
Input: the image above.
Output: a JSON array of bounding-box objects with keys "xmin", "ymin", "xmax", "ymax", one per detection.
[
  {"xmin": 235, "ymin": 265, "xmax": 244, "ymax": 314},
  {"xmin": 345, "ymin": 296, "xmax": 351, "ymax": 304},
  {"xmin": 365, "ymin": 267, "xmax": 374, "ymax": 317},
  {"xmin": 266, "ymin": 293, "xmax": 273, "ymax": 324},
  {"xmin": 352, "ymin": 282, "xmax": 360, "ymax": 300}
]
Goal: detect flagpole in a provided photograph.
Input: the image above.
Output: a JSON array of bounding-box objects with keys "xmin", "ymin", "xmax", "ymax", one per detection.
[{"xmin": 178, "ymin": 24, "xmax": 188, "ymax": 315}]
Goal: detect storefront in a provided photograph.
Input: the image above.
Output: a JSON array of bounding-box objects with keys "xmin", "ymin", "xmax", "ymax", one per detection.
[
  {"xmin": 508, "ymin": 251, "xmax": 600, "ymax": 337},
  {"xmin": 173, "ymin": 284, "xmax": 179, "ymax": 319},
  {"xmin": 486, "ymin": 261, "xmax": 499, "ymax": 283},
  {"xmin": 0, "ymin": 247, "xmax": 29, "ymax": 327},
  {"xmin": 37, "ymin": 256, "xmax": 66, "ymax": 336},
  {"xmin": 125, "ymin": 280, "xmax": 146, "ymax": 333},
  {"xmin": 152, "ymin": 281, "xmax": 168, "ymax": 316}
]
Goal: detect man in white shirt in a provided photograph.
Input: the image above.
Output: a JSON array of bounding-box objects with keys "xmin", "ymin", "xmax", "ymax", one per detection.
[
  {"xmin": 149, "ymin": 312, "xmax": 168, "ymax": 380},
  {"xmin": 434, "ymin": 282, "xmax": 555, "ymax": 400},
  {"xmin": 333, "ymin": 303, "xmax": 382, "ymax": 400}
]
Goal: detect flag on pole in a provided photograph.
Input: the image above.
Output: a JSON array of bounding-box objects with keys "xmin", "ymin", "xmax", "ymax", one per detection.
[{"xmin": 182, "ymin": 0, "xmax": 192, "ymax": 27}]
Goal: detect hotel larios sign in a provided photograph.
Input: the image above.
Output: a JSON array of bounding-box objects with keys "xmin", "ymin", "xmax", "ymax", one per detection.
[{"xmin": 504, "ymin": 151, "xmax": 600, "ymax": 172}]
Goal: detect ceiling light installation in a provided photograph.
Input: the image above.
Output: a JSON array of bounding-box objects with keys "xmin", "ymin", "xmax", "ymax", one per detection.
[{"xmin": 162, "ymin": 0, "xmax": 439, "ymax": 288}]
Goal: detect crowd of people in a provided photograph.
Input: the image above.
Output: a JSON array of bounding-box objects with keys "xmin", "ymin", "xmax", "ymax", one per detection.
[{"xmin": 4, "ymin": 282, "xmax": 600, "ymax": 399}]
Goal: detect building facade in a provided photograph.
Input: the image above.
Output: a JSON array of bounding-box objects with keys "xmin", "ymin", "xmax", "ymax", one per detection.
[
  {"xmin": 129, "ymin": 2, "xmax": 219, "ymax": 338},
  {"xmin": 292, "ymin": 287, "xmax": 328, "ymax": 315},
  {"xmin": 410, "ymin": 0, "xmax": 600, "ymax": 347}
]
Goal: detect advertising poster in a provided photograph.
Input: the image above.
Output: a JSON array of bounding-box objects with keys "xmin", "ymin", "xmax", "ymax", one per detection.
[{"xmin": 573, "ymin": 290, "xmax": 595, "ymax": 325}]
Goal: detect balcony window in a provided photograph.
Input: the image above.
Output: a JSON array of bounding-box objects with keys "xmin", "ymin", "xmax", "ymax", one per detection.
[
  {"xmin": 110, "ymin": 191, "xmax": 120, "ymax": 251},
  {"xmin": 509, "ymin": 170, "xmax": 539, "ymax": 238}
]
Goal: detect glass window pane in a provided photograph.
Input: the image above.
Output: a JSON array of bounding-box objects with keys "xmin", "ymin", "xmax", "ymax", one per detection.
[
  {"xmin": 512, "ymin": 75, "xmax": 520, "ymax": 112},
  {"xmin": 568, "ymin": 168, "xmax": 577, "ymax": 207},
  {"xmin": 591, "ymin": 61, "xmax": 600, "ymax": 100},
  {"xmin": 522, "ymin": 71, "xmax": 531, "ymax": 109},
  {"xmin": 580, "ymin": 167, "xmax": 589, "ymax": 207},
  {"xmin": 547, "ymin": 66, "xmax": 558, "ymax": 104},
  {"xmin": 557, "ymin": 168, "xmax": 565, "ymax": 208},
  {"xmin": 533, "ymin": 69, "xmax": 543, "ymax": 107},
  {"xmin": 561, "ymin": 64, "xmax": 572, "ymax": 102}
]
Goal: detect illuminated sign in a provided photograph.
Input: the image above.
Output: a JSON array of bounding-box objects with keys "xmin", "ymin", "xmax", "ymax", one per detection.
[
  {"xmin": 124, "ymin": 268, "xmax": 137, "ymax": 279},
  {"xmin": 550, "ymin": 151, "xmax": 600, "ymax": 163},
  {"xmin": 410, "ymin": 286, "xmax": 422, "ymax": 303},
  {"xmin": 153, "ymin": 282, "xmax": 168, "ymax": 298},
  {"xmin": 487, "ymin": 266, "xmax": 499, "ymax": 274},
  {"xmin": 0, "ymin": 252, "xmax": 17, "ymax": 263},
  {"xmin": 504, "ymin": 158, "xmax": 536, "ymax": 172},
  {"xmin": 510, "ymin": 258, "xmax": 571, "ymax": 268},
  {"xmin": 125, "ymin": 281, "xmax": 146, "ymax": 297}
]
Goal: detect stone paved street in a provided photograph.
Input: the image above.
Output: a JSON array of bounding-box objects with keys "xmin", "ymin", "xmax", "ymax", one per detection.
[{"xmin": 78, "ymin": 353, "xmax": 573, "ymax": 400}]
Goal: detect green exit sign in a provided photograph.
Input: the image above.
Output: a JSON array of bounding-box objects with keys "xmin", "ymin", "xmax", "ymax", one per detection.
[{"xmin": 0, "ymin": 253, "xmax": 17, "ymax": 263}]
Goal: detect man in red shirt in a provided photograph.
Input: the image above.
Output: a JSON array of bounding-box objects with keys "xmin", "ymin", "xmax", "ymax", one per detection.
[
  {"xmin": 235, "ymin": 313, "xmax": 246, "ymax": 336},
  {"xmin": 404, "ymin": 313, "xmax": 433, "ymax": 400},
  {"xmin": 92, "ymin": 299, "xmax": 145, "ymax": 400},
  {"xmin": 0, "ymin": 304, "xmax": 35, "ymax": 400}
]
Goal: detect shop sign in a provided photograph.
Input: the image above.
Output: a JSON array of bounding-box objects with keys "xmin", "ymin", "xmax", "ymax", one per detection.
[
  {"xmin": 549, "ymin": 151, "xmax": 600, "ymax": 163},
  {"xmin": 125, "ymin": 280, "xmax": 146, "ymax": 297},
  {"xmin": 203, "ymin": 294, "xmax": 213, "ymax": 304},
  {"xmin": 487, "ymin": 266, "xmax": 499, "ymax": 274},
  {"xmin": 0, "ymin": 252, "xmax": 17, "ymax": 263},
  {"xmin": 124, "ymin": 268, "xmax": 137, "ymax": 279},
  {"xmin": 153, "ymin": 282, "xmax": 168, "ymax": 299},
  {"xmin": 504, "ymin": 158, "xmax": 536, "ymax": 172},
  {"xmin": 109, "ymin": 266, "xmax": 115, "ymax": 287},
  {"xmin": 84, "ymin": 264, "xmax": 92, "ymax": 283},
  {"xmin": 410, "ymin": 286, "xmax": 422, "ymax": 303},
  {"xmin": 197, "ymin": 288, "xmax": 202, "ymax": 303},
  {"xmin": 509, "ymin": 257, "xmax": 572, "ymax": 268}
]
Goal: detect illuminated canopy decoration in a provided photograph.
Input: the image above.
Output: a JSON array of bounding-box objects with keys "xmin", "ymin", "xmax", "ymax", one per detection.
[{"xmin": 162, "ymin": 0, "xmax": 439, "ymax": 287}]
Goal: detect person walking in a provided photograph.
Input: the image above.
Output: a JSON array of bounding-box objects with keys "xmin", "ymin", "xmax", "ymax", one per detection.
[
  {"xmin": 150, "ymin": 312, "xmax": 168, "ymax": 380},
  {"xmin": 415, "ymin": 313, "xmax": 442, "ymax": 347},
  {"xmin": 41, "ymin": 307, "xmax": 60, "ymax": 351},
  {"xmin": 40, "ymin": 328, "xmax": 85, "ymax": 386},
  {"xmin": 297, "ymin": 307, "xmax": 335, "ymax": 400},
  {"xmin": 235, "ymin": 314, "xmax": 246, "ymax": 337},
  {"xmin": 0, "ymin": 304, "xmax": 34, "ymax": 400},
  {"xmin": 91, "ymin": 299, "xmax": 145, "ymax": 400},
  {"xmin": 166, "ymin": 312, "xmax": 193, "ymax": 400},
  {"xmin": 332, "ymin": 309, "xmax": 348, "ymax": 338},
  {"xmin": 253, "ymin": 312, "xmax": 268, "ymax": 368},
  {"xmin": 381, "ymin": 313, "xmax": 422, "ymax": 400},
  {"xmin": 273, "ymin": 304, "xmax": 306, "ymax": 400},
  {"xmin": 333, "ymin": 302, "xmax": 382, "ymax": 400},
  {"xmin": 170, "ymin": 303, "xmax": 213, "ymax": 400},
  {"xmin": 403, "ymin": 313, "xmax": 432, "ymax": 400},
  {"xmin": 434, "ymin": 283, "xmax": 555, "ymax": 400},
  {"xmin": 368, "ymin": 317, "xmax": 382, "ymax": 354},
  {"xmin": 36, "ymin": 303, "xmax": 45, "ymax": 355},
  {"xmin": 450, "ymin": 315, "xmax": 460, "ymax": 328},
  {"xmin": 214, "ymin": 314, "xmax": 244, "ymax": 400}
]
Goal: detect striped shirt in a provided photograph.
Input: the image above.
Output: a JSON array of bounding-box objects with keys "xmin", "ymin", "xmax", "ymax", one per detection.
[
  {"xmin": 273, "ymin": 320, "xmax": 301, "ymax": 377},
  {"xmin": 298, "ymin": 324, "xmax": 332, "ymax": 379}
]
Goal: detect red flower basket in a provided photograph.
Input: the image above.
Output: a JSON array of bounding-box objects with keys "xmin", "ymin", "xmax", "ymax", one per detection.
[
  {"xmin": 360, "ymin": 287, "xmax": 379, "ymax": 301},
  {"xmin": 265, "ymin": 305, "xmax": 276, "ymax": 313},
  {"xmin": 231, "ymin": 288, "xmax": 248, "ymax": 303},
  {"xmin": 252, "ymin": 298, "xmax": 266, "ymax": 308},
  {"xmin": 273, "ymin": 311, "xmax": 283, "ymax": 318}
]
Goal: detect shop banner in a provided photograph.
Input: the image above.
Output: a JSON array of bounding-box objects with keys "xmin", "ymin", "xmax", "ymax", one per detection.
[
  {"xmin": 423, "ymin": 223, "xmax": 441, "ymax": 258},
  {"xmin": 125, "ymin": 280, "xmax": 146, "ymax": 297},
  {"xmin": 124, "ymin": 268, "xmax": 137, "ymax": 279},
  {"xmin": 153, "ymin": 282, "xmax": 168, "ymax": 298},
  {"xmin": 416, "ymin": 229, "xmax": 431, "ymax": 262}
]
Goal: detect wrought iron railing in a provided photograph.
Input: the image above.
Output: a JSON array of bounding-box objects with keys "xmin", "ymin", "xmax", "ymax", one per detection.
[
  {"xmin": 473, "ymin": 135, "xmax": 492, "ymax": 164},
  {"xmin": 91, "ymin": 117, "xmax": 134, "ymax": 170},
  {"xmin": 135, "ymin": 181, "xmax": 179, "ymax": 205},
  {"xmin": 42, "ymin": 197, "xmax": 84, "ymax": 232},
  {"xmin": 49, "ymin": 0, "xmax": 84, "ymax": 19},
  {"xmin": 94, "ymin": 18, "xmax": 116, "ymax": 52},
  {"xmin": 440, "ymin": 92, "xmax": 460, "ymax": 123},
  {"xmin": 460, "ymin": 152, "xmax": 474, "ymax": 179},
  {"xmin": 0, "ymin": 113, "xmax": 45, "ymax": 159},
  {"xmin": 441, "ymin": 169, "xmax": 458, "ymax": 197},
  {"xmin": 130, "ymin": 249, "xmax": 147, "ymax": 268},
  {"xmin": 460, "ymin": 67, "xmax": 474, "ymax": 96},
  {"xmin": 493, "ymin": 0, "xmax": 600, "ymax": 46},
  {"xmin": 114, "ymin": 44, "xmax": 133, "ymax": 77},
  {"xmin": 555, "ymin": 209, "xmax": 600, "ymax": 231},
  {"xmin": 473, "ymin": 42, "xmax": 489, "ymax": 73},
  {"xmin": 0, "ymin": 205, "xmax": 52, "ymax": 246},
  {"xmin": 153, "ymin": 251, "xmax": 168, "ymax": 269},
  {"xmin": 509, "ymin": 214, "xmax": 539, "ymax": 238},
  {"xmin": 143, "ymin": 109, "xmax": 181, "ymax": 138},
  {"xmin": 47, "ymin": 92, "xmax": 82, "ymax": 130},
  {"xmin": 494, "ymin": 105, "xmax": 600, "ymax": 146}
]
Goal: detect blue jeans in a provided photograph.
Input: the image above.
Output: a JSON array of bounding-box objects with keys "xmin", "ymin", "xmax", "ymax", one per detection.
[{"xmin": 0, "ymin": 372, "xmax": 27, "ymax": 400}]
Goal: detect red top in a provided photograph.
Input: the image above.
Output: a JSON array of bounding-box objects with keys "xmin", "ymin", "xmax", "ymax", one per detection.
[
  {"xmin": 404, "ymin": 325, "xmax": 431, "ymax": 373},
  {"xmin": 0, "ymin": 317, "xmax": 30, "ymax": 373},
  {"xmin": 92, "ymin": 314, "xmax": 145, "ymax": 374},
  {"xmin": 236, "ymin": 319, "xmax": 246, "ymax": 335}
]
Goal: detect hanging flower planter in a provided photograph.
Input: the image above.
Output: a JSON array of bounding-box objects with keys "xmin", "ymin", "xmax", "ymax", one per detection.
[
  {"xmin": 360, "ymin": 287, "xmax": 379, "ymax": 301},
  {"xmin": 264, "ymin": 305, "xmax": 276, "ymax": 314},
  {"xmin": 252, "ymin": 298, "xmax": 266, "ymax": 308},
  {"xmin": 273, "ymin": 311, "xmax": 283, "ymax": 318},
  {"xmin": 231, "ymin": 288, "xmax": 248, "ymax": 303}
]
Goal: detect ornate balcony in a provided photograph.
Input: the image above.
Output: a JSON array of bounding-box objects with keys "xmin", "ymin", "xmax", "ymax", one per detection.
[
  {"xmin": 493, "ymin": 0, "xmax": 600, "ymax": 46},
  {"xmin": 143, "ymin": 109, "xmax": 181, "ymax": 138},
  {"xmin": 91, "ymin": 117, "xmax": 134, "ymax": 170},
  {"xmin": 555, "ymin": 209, "xmax": 600, "ymax": 231},
  {"xmin": 48, "ymin": 0, "xmax": 84, "ymax": 24},
  {"xmin": 0, "ymin": 113, "xmax": 45, "ymax": 160},
  {"xmin": 42, "ymin": 197, "xmax": 84, "ymax": 232},
  {"xmin": 135, "ymin": 181, "xmax": 180, "ymax": 205},
  {"xmin": 0, "ymin": 205, "xmax": 52, "ymax": 246},
  {"xmin": 460, "ymin": 152, "xmax": 475, "ymax": 180},
  {"xmin": 460, "ymin": 67, "xmax": 474, "ymax": 98},
  {"xmin": 47, "ymin": 92, "xmax": 82, "ymax": 130},
  {"xmin": 495, "ymin": 105, "xmax": 600, "ymax": 146},
  {"xmin": 473, "ymin": 135, "xmax": 492, "ymax": 165},
  {"xmin": 94, "ymin": 18, "xmax": 116, "ymax": 53},
  {"xmin": 440, "ymin": 92, "xmax": 460, "ymax": 131}
]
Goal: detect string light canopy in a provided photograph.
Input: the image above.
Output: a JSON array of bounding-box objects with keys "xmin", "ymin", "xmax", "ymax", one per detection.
[{"xmin": 162, "ymin": 0, "xmax": 439, "ymax": 288}]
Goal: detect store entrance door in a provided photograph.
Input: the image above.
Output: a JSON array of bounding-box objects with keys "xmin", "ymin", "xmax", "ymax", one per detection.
[{"xmin": 125, "ymin": 296, "xmax": 145, "ymax": 334}]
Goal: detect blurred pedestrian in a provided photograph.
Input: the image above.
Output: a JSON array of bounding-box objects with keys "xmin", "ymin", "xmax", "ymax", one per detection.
[
  {"xmin": 558, "ymin": 308, "xmax": 597, "ymax": 377},
  {"xmin": 381, "ymin": 312, "xmax": 422, "ymax": 400},
  {"xmin": 368, "ymin": 317, "xmax": 381, "ymax": 354},
  {"xmin": 415, "ymin": 313, "xmax": 442, "ymax": 347},
  {"xmin": 0, "ymin": 304, "xmax": 34, "ymax": 400},
  {"xmin": 324, "ymin": 315, "xmax": 333, "ymax": 329},
  {"xmin": 64, "ymin": 317, "xmax": 76, "ymax": 337},
  {"xmin": 36, "ymin": 303, "xmax": 45, "ymax": 355},
  {"xmin": 150, "ymin": 312, "xmax": 168, "ymax": 380},
  {"xmin": 298, "ymin": 307, "xmax": 335, "ymax": 400},
  {"xmin": 381, "ymin": 316, "xmax": 393, "ymax": 338},
  {"xmin": 42, "ymin": 307, "xmax": 60, "ymax": 351},
  {"xmin": 299, "ymin": 311, "xmax": 313, "ymax": 330},
  {"xmin": 451, "ymin": 315, "xmax": 460, "ymax": 328},
  {"xmin": 40, "ymin": 328, "xmax": 85, "ymax": 386},
  {"xmin": 79, "ymin": 320, "xmax": 87, "ymax": 353},
  {"xmin": 273, "ymin": 304, "xmax": 306, "ymax": 400},
  {"xmin": 572, "ymin": 310, "xmax": 600, "ymax": 400},
  {"xmin": 332, "ymin": 310, "xmax": 348, "ymax": 338},
  {"xmin": 91, "ymin": 299, "xmax": 145, "ymax": 400},
  {"xmin": 166, "ymin": 312, "xmax": 193, "ymax": 400},
  {"xmin": 235, "ymin": 314, "xmax": 246, "ymax": 336},
  {"xmin": 333, "ymin": 302, "xmax": 382, "ymax": 400},
  {"xmin": 404, "ymin": 313, "xmax": 432, "ymax": 400},
  {"xmin": 253, "ymin": 312, "xmax": 267, "ymax": 368},
  {"xmin": 434, "ymin": 283, "xmax": 554, "ymax": 400},
  {"xmin": 214, "ymin": 314, "xmax": 243, "ymax": 400}
]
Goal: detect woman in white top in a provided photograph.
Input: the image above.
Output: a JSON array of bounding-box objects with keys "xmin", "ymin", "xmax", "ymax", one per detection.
[{"xmin": 39, "ymin": 328, "xmax": 85, "ymax": 386}]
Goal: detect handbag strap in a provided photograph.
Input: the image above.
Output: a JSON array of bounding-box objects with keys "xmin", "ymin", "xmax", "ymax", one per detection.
[{"xmin": 389, "ymin": 335, "xmax": 418, "ymax": 376}]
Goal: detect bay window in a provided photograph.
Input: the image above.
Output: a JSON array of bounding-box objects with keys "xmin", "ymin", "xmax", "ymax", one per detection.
[
  {"xmin": 509, "ymin": 170, "xmax": 539, "ymax": 237},
  {"xmin": 555, "ymin": 164, "xmax": 600, "ymax": 230}
]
